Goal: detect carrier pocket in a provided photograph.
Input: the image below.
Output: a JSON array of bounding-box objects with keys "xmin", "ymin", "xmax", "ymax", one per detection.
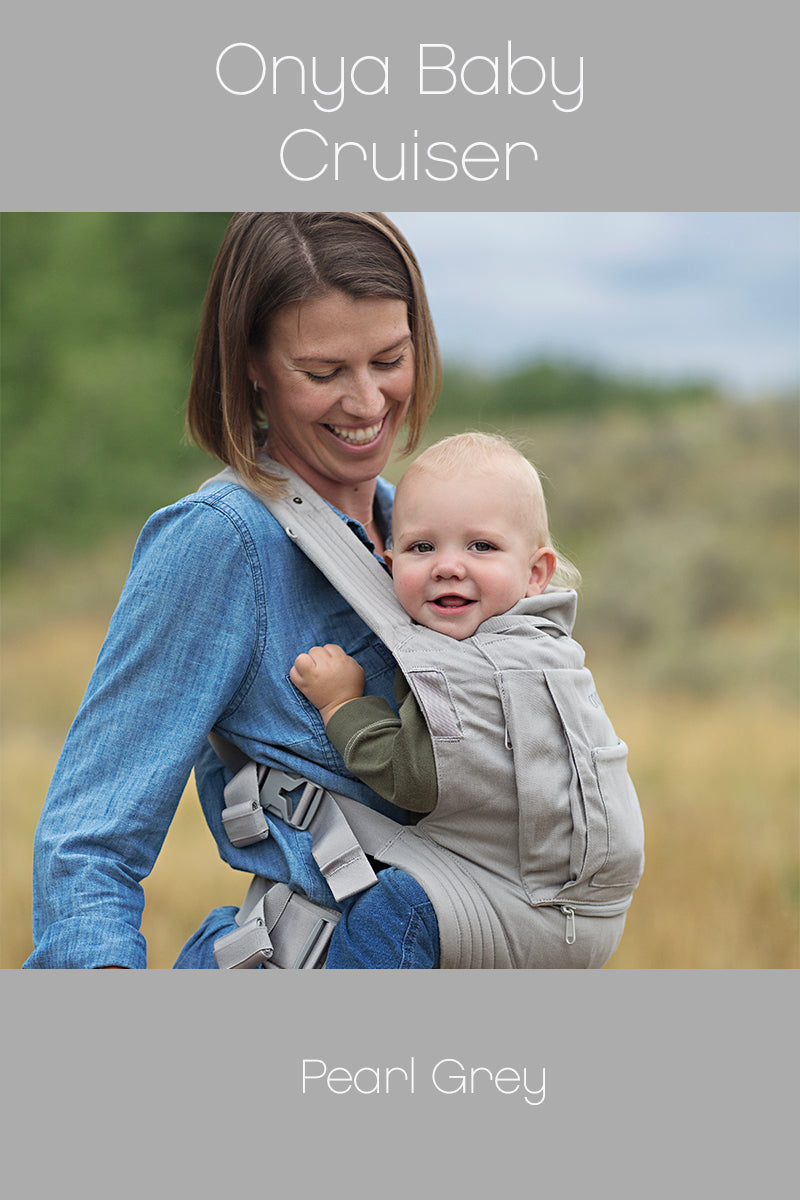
[
  {"xmin": 495, "ymin": 669, "xmax": 577, "ymax": 891},
  {"xmin": 589, "ymin": 741, "xmax": 645, "ymax": 889},
  {"xmin": 497, "ymin": 667, "xmax": 643, "ymax": 898},
  {"xmin": 543, "ymin": 669, "xmax": 644, "ymax": 893}
]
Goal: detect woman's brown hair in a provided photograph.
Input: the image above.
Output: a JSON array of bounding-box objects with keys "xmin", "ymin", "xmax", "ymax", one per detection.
[{"xmin": 187, "ymin": 212, "xmax": 442, "ymax": 496}]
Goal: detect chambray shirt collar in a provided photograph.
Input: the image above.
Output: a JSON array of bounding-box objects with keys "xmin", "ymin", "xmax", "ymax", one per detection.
[{"xmin": 326, "ymin": 473, "xmax": 394, "ymax": 556}]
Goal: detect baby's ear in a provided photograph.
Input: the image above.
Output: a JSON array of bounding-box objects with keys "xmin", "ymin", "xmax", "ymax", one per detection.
[
  {"xmin": 382, "ymin": 548, "xmax": 394, "ymax": 574},
  {"xmin": 526, "ymin": 547, "xmax": 557, "ymax": 596}
]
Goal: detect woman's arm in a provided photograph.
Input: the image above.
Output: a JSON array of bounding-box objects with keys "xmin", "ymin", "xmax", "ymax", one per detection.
[{"xmin": 25, "ymin": 497, "xmax": 262, "ymax": 968}]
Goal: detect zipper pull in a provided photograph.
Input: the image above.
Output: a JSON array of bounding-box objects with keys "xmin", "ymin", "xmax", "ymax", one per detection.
[{"xmin": 561, "ymin": 906, "xmax": 576, "ymax": 945}]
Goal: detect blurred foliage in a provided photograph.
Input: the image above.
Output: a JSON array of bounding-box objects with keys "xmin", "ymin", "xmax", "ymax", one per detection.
[
  {"xmin": 440, "ymin": 359, "xmax": 718, "ymax": 423},
  {"xmin": 0, "ymin": 210, "xmax": 747, "ymax": 567},
  {"xmin": 1, "ymin": 213, "xmax": 232, "ymax": 564}
]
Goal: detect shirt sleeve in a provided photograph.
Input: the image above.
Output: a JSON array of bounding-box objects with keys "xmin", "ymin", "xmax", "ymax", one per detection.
[
  {"xmin": 25, "ymin": 496, "xmax": 264, "ymax": 969},
  {"xmin": 324, "ymin": 673, "xmax": 438, "ymax": 813}
]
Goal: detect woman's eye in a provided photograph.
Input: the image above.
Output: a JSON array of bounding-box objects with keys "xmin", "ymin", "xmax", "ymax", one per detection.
[
  {"xmin": 305, "ymin": 369, "xmax": 340, "ymax": 382},
  {"xmin": 374, "ymin": 353, "xmax": 407, "ymax": 370}
]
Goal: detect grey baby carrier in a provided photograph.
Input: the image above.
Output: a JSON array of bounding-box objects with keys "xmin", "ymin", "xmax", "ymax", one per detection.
[{"xmin": 206, "ymin": 463, "xmax": 645, "ymax": 970}]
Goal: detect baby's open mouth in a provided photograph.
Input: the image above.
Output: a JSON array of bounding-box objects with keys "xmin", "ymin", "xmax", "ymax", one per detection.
[{"xmin": 430, "ymin": 595, "xmax": 475, "ymax": 610}]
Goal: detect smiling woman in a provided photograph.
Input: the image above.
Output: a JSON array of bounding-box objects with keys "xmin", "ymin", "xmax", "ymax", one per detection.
[
  {"xmin": 26, "ymin": 212, "xmax": 445, "ymax": 970},
  {"xmin": 247, "ymin": 292, "xmax": 415, "ymax": 542},
  {"xmin": 187, "ymin": 213, "xmax": 439, "ymax": 507}
]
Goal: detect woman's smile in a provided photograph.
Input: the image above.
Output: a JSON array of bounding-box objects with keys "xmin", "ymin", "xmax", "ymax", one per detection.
[
  {"xmin": 324, "ymin": 415, "xmax": 388, "ymax": 447},
  {"xmin": 249, "ymin": 290, "xmax": 414, "ymax": 518}
]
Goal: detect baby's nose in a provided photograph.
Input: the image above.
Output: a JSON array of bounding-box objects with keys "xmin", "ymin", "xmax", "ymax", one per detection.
[{"xmin": 433, "ymin": 556, "xmax": 466, "ymax": 579}]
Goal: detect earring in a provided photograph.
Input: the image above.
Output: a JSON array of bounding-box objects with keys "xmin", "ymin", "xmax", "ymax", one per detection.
[{"xmin": 252, "ymin": 380, "xmax": 259, "ymax": 392}]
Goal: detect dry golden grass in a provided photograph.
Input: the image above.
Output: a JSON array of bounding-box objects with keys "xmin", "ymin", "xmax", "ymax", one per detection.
[
  {"xmin": 2, "ymin": 609, "xmax": 798, "ymax": 970},
  {"xmin": 591, "ymin": 664, "xmax": 799, "ymax": 968}
]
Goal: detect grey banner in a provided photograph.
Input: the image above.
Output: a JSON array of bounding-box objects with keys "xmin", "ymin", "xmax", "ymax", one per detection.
[
  {"xmin": 1, "ymin": 0, "xmax": 797, "ymax": 1190},
  {"xmin": 3, "ymin": 971, "xmax": 797, "ymax": 1192},
  {"xmin": 1, "ymin": 0, "xmax": 797, "ymax": 208}
]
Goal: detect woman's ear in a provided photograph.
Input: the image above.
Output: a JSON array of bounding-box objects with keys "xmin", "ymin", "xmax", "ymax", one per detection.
[{"xmin": 526, "ymin": 547, "xmax": 557, "ymax": 596}]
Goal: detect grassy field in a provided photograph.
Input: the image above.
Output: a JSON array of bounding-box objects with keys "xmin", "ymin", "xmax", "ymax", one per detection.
[{"xmin": 2, "ymin": 400, "xmax": 798, "ymax": 969}]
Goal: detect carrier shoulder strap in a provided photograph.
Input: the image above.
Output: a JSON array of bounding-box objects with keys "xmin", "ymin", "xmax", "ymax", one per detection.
[{"xmin": 206, "ymin": 463, "xmax": 413, "ymax": 649}]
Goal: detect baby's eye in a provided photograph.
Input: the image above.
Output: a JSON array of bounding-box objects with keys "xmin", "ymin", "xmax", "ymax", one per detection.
[
  {"xmin": 470, "ymin": 540, "xmax": 496, "ymax": 552},
  {"xmin": 408, "ymin": 541, "xmax": 435, "ymax": 553}
]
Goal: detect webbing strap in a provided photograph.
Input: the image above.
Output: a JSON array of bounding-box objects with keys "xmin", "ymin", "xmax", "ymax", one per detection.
[
  {"xmin": 214, "ymin": 879, "xmax": 340, "ymax": 969},
  {"xmin": 209, "ymin": 729, "xmax": 378, "ymax": 902}
]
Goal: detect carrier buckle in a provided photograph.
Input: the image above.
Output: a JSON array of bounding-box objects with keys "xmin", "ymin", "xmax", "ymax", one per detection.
[
  {"xmin": 213, "ymin": 905, "xmax": 274, "ymax": 969},
  {"xmin": 213, "ymin": 879, "xmax": 340, "ymax": 970},
  {"xmin": 259, "ymin": 769, "xmax": 325, "ymax": 831},
  {"xmin": 221, "ymin": 795, "xmax": 271, "ymax": 847},
  {"xmin": 220, "ymin": 760, "xmax": 270, "ymax": 847}
]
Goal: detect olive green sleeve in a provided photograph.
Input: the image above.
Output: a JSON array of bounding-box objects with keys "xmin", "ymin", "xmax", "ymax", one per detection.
[{"xmin": 324, "ymin": 673, "xmax": 438, "ymax": 812}]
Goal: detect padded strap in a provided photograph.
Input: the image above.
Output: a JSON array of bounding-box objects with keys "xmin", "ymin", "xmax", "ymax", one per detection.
[
  {"xmin": 205, "ymin": 464, "xmax": 412, "ymax": 651},
  {"xmin": 331, "ymin": 794, "xmax": 514, "ymax": 969}
]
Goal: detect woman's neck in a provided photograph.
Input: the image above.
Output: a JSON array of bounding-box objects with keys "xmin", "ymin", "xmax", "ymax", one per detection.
[{"xmin": 265, "ymin": 444, "xmax": 381, "ymax": 542}]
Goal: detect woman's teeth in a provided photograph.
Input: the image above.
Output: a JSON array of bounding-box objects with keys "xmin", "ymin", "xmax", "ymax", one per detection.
[{"xmin": 327, "ymin": 421, "xmax": 383, "ymax": 445}]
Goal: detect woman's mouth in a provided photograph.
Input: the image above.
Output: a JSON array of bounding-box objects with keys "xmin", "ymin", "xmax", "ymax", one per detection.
[{"xmin": 325, "ymin": 418, "xmax": 386, "ymax": 446}]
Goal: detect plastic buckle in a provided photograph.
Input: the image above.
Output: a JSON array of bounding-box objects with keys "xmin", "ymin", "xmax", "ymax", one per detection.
[
  {"xmin": 213, "ymin": 913, "xmax": 274, "ymax": 969},
  {"xmin": 263, "ymin": 892, "xmax": 340, "ymax": 969},
  {"xmin": 259, "ymin": 769, "xmax": 325, "ymax": 831},
  {"xmin": 220, "ymin": 760, "xmax": 270, "ymax": 847},
  {"xmin": 221, "ymin": 796, "xmax": 270, "ymax": 847}
]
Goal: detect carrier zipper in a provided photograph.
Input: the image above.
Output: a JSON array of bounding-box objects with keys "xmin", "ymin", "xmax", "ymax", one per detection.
[{"xmin": 561, "ymin": 906, "xmax": 576, "ymax": 945}]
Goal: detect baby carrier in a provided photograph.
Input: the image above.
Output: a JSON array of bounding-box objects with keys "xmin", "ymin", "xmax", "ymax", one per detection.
[{"xmin": 205, "ymin": 463, "xmax": 645, "ymax": 969}]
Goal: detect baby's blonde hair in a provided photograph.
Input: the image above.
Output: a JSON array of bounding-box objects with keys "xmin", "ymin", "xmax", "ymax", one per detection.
[{"xmin": 397, "ymin": 431, "xmax": 581, "ymax": 591}]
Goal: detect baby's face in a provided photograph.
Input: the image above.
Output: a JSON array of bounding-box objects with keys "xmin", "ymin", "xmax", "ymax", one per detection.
[{"xmin": 387, "ymin": 470, "xmax": 551, "ymax": 640}]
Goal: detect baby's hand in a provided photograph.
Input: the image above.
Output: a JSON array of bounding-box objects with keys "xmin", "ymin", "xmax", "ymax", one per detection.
[{"xmin": 290, "ymin": 644, "xmax": 366, "ymax": 724}]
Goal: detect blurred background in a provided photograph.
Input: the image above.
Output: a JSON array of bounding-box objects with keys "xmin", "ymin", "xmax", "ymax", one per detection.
[{"xmin": 2, "ymin": 211, "xmax": 798, "ymax": 969}]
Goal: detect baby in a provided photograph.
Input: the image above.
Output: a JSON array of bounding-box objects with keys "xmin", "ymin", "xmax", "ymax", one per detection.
[
  {"xmin": 291, "ymin": 431, "xmax": 642, "ymax": 968},
  {"xmin": 290, "ymin": 430, "xmax": 579, "ymax": 812}
]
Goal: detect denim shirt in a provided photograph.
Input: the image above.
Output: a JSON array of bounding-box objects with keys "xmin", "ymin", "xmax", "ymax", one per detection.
[{"xmin": 25, "ymin": 473, "xmax": 404, "ymax": 968}]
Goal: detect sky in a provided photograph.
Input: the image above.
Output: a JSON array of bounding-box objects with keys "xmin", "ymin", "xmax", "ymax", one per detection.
[{"xmin": 388, "ymin": 212, "xmax": 799, "ymax": 397}]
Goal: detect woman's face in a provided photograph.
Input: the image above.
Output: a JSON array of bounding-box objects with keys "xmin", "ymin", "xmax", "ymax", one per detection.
[{"xmin": 249, "ymin": 291, "xmax": 414, "ymax": 503}]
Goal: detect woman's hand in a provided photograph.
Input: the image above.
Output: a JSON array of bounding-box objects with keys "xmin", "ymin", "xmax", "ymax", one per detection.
[{"xmin": 290, "ymin": 644, "xmax": 367, "ymax": 725}]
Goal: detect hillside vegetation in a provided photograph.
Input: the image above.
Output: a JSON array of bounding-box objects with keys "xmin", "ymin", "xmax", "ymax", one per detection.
[{"xmin": 1, "ymin": 213, "xmax": 797, "ymax": 968}]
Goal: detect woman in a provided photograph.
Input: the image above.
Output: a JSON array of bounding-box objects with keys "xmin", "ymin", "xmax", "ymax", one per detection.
[{"xmin": 25, "ymin": 213, "xmax": 443, "ymax": 969}]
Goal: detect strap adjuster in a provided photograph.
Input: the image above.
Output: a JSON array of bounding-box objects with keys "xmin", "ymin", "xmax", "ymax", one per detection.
[
  {"xmin": 259, "ymin": 769, "xmax": 325, "ymax": 831},
  {"xmin": 213, "ymin": 879, "xmax": 340, "ymax": 970},
  {"xmin": 213, "ymin": 906, "xmax": 274, "ymax": 969},
  {"xmin": 220, "ymin": 760, "xmax": 270, "ymax": 847}
]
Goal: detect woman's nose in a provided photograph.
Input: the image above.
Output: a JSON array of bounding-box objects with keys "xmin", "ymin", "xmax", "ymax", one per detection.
[{"xmin": 339, "ymin": 371, "xmax": 385, "ymax": 418}]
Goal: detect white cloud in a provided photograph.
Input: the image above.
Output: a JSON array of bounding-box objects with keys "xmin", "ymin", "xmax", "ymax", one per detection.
[{"xmin": 388, "ymin": 212, "xmax": 800, "ymax": 394}]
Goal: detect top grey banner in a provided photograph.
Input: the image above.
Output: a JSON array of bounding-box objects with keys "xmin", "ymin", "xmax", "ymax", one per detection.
[{"xmin": 2, "ymin": 0, "xmax": 797, "ymax": 210}]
